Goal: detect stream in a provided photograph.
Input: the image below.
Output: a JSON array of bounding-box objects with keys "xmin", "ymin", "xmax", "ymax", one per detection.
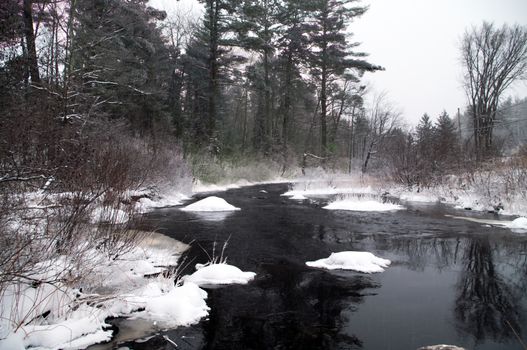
[{"xmin": 122, "ymin": 183, "xmax": 527, "ymax": 350}]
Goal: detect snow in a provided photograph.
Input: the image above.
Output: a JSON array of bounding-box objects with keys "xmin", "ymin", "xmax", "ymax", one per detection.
[
  {"xmin": 90, "ymin": 206, "xmax": 129, "ymax": 224},
  {"xmin": 323, "ymin": 199, "xmax": 404, "ymax": 212},
  {"xmin": 289, "ymin": 193, "xmax": 307, "ymax": 200},
  {"xmin": 400, "ymin": 193, "xmax": 439, "ymax": 203},
  {"xmin": 181, "ymin": 196, "xmax": 240, "ymax": 212},
  {"xmin": 131, "ymin": 282, "xmax": 209, "ymax": 328},
  {"xmin": 282, "ymin": 186, "xmax": 376, "ymax": 198},
  {"xmin": 182, "ymin": 263, "xmax": 256, "ymax": 287},
  {"xmin": 445, "ymin": 215, "xmax": 527, "ymax": 233},
  {"xmin": 508, "ymin": 216, "xmax": 527, "ymax": 230},
  {"xmin": 306, "ymin": 251, "xmax": 391, "ymax": 273},
  {"xmin": 0, "ymin": 232, "xmax": 202, "ymax": 350},
  {"xmin": 136, "ymin": 191, "xmax": 190, "ymax": 211}
]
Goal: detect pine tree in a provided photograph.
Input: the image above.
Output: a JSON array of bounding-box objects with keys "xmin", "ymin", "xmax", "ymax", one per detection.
[
  {"xmin": 416, "ymin": 113, "xmax": 436, "ymax": 183},
  {"xmin": 306, "ymin": 0, "xmax": 381, "ymax": 163},
  {"xmin": 233, "ymin": 0, "xmax": 281, "ymax": 152},
  {"xmin": 71, "ymin": 0, "xmax": 171, "ymax": 132},
  {"xmin": 434, "ymin": 110, "xmax": 459, "ymax": 171}
]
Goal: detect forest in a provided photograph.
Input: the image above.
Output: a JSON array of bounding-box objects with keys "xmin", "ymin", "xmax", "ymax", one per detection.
[
  {"xmin": 1, "ymin": 0, "xmax": 527, "ymax": 348},
  {"xmin": 2, "ymin": 0, "xmax": 527, "ymax": 189}
]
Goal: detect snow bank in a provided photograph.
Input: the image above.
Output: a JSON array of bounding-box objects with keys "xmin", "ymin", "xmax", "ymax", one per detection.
[
  {"xmin": 323, "ymin": 199, "xmax": 404, "ymax": 212},
  {"xmin": 137, "ymin": 192, "xmax": 190, "ymax": 211},
  {"xmin": 131, "ymin": 282, "xmax": 209, "ymax": 327},
  {"xmin": 400, "ymin": 193, "xmax": 439, "ymax": 203},
  {"xmin": 90, "ymin": 206, "xmax": 129, "ymax": 224},
  {"xmin": 282, "ymin": 186, "xmax": 376, "ymax": 198},
  {"xmin": 182, "ymin": 196, "xmax": 240, "ymax": 212},
  {"xmin": 0, "ymin": 232, "xmax": 196, "ymax": 350},
  {"xmin": 182, "ymin": 263, "xmax": 256, "ymax": 286},
  {"xmin": 306, "ymin": 251, "xmax": 391, "ymax": 273}
]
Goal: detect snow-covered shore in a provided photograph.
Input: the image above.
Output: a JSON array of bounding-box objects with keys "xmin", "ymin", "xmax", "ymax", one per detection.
[
  {"xmin": 0, "ymin": 189, "xmax": 260, "ymax": 350},
  {"xmin": 283, "ymin": 174, "xmax": 527, "ymax": 227}
]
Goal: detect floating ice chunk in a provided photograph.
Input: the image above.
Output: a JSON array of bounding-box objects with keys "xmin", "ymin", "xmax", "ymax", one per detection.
[
  {"xmin": 509, "ymin": 217, "xmax": 527, "ymax": 230},
  {"xmin": 323, "ymin": 199, "xmax": 403, "ymax": 212},
  {"xmin": 306, "ymin": 251, "xmax": 391, "ymax": 273},
  {"xmin": 290, "ymin": 193, "xmax": 307, "ymax": 200},
  {"xmin": 181, "ymin": 196, "xmax": 240, "ymax": 212},
  {"xmin": 183, "ymin": 263, "xmax": 256, "ymax": 286},
  {"xmin": 418, "ymin": 345, "xmax": 465, "ymax": 350}
]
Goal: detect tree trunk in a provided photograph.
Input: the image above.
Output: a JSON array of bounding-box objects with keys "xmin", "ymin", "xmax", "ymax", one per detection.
[
  {"xmin": 23, "ymin": 0, "xmax": 40, "ymax": 84},
  {"xmin": 207, "ymin": 0, "xmax": 219, "ymax": 144}
]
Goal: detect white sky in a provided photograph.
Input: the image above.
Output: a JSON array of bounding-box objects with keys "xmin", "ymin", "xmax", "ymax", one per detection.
[
  {"xmin": 150, "ymin": 0, "xmax": 527, "ymax": 125},
  {"xmin": 353, "ymin": 0, "xmax": 527, "ymax": 124}
]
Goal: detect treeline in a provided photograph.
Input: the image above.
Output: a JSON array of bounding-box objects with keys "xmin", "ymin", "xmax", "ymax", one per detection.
[{"xmin": 1, "ymin": 1, "xmax": 526, "ymax": 191}]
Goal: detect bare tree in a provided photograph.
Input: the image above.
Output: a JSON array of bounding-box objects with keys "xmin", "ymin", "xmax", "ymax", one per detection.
[
  {"xmin": 461, "ymin": 22, "xmax": 527, "ymax": 158},
  {"xmin": 361, "ymin": 92, "xmax": 401, "ymax": 173}
]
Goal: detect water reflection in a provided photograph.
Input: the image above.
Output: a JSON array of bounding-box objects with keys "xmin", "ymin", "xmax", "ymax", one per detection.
[
  {"xmin": 202, "ymin": 262, "xmax": 379, "ymax": 349},
  {"xmin": 189, "ymin": 211, "xmax": 234, "ymax": 222},
  {"xmin": 388, "ymin": 235, "xmax": 525, "ymax": 344},
  {"xmin": 454, "ymin": 237, "xmax": 523, "ymax": 343}
]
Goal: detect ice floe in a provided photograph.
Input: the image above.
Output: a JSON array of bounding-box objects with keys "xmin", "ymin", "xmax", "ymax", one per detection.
[
  {"xmin": 182, "ymin": 263, "xmax": 256, "ymax": 286},
  {"xmin": 182, "ymin": 196, "xmax": 240, "ymax": 212},
  {"xmin": 306, "ymin": 251, "xmax": 391, "ymax": 273},
  {"xmin": 323, "ymin": 199, "xmax": 404, "ymax": 212}
]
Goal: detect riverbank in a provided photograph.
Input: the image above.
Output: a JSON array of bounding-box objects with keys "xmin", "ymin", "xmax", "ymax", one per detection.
[{"xmin": 0, "ymin": 231, "xmax": 203, "ymax": 350}]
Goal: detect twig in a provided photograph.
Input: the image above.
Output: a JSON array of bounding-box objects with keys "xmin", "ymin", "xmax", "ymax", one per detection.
[{"xmin": 506, "ymin": 319, "xmax": 527, "ymax": 350}]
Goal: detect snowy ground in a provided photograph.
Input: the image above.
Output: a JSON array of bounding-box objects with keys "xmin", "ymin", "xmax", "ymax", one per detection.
[
  {"xmin": 0, "ymin": 188, "xmax": 257, "ymax": 349},
  {"xmin": 0, "ymin": 229, "xmax": 256, "ymax": 350},
  {"xmin": 3, "ymin": 170, "xmax": 525, "ymax": 349},
  {"xmin": 283, "ymin": 173, "xmax": 527, "ymax": 231}
]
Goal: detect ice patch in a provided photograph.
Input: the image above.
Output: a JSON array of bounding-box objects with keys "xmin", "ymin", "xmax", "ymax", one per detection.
[
  {"xmin": 445, "ymin": 215, "xmax": 527, "ymax": 233},
  {"xmin": 306, "ymin": 251, "xmax": 391, "ymax": 273},
  {"xmin": 182, "ymin": 263, "xmax": 256, "ymax": 286},
  {"xmin": 323, "ymin": 199, "xmax": 404, "ymax": 212},
  {"xmin": 182, "ymin": 196, "xmax": 240, "ymax": 212}
]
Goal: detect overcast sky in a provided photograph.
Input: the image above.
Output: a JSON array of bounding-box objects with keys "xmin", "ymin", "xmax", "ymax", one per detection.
[
  {"xmin": 150, "ymin": 0, "xmax": 527, "ymax": 125},
  {"xmin": 353, "ymin": 0, "xmax": 527, "ymax": 124}
]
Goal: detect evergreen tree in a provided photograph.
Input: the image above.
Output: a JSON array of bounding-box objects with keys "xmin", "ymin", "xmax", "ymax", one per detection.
[
  {"xmin": 71, "ymin": 0, "xmax": 171, "ymax": 132},
  {"xmin": 234, "ymin": 0, "xmax": 281, "ymax": 152},
  {"xmin": 416, "ymin": 113, "xmax": 436, "ymax": 183},
  {"xmin": 196, "ymin": 0, "xmax": 239, "ymax": 146},
  {"xmin": 434, "ymin": 110, "xmax": 459, "ymax": 170},
  {"xmin": 306, "ymin": 0, "xmax": 381, "ymax": 163}
]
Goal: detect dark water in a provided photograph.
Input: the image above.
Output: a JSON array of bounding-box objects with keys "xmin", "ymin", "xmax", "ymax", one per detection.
[{"xmin": 125, "ymin": 183, "xmax": 527, "ymax": 350}]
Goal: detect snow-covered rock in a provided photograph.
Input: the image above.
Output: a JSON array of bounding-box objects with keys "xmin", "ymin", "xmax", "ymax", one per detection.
[
  {"xmin": 418, "ymin": 345, "xmax": 465, "ymax": 350},
  {"xmin": 182, "ymin": 263, "xmax": 256, "ymax": 286},
  {"xmin": 306, "ymin": 251, "xmax": 391, "ymax": 273},
  {"xmin": 182, "ymin": 196, "xmax": 240, "ymax": 212},
  {"xmin": 323, "ymin": 199, "xmax": 404, "ymax": 212},
  {"xmin": 290, "ymin": 193, "xmax": 307, "ymax": 200},
  {"xmin": 509, "ymin": 216, "xmax": 527, "ymax": 230},
  {"xmin": 133, "ymin": 282, "xmax": 209, "ymax": 327}
]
